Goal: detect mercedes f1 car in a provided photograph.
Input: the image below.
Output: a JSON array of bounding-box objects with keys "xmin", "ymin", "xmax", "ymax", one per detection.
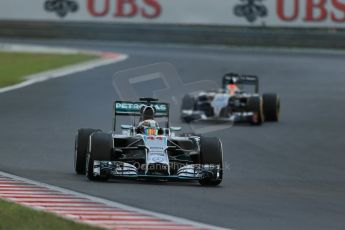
[
  {"xmin": 74, "ymin": 98, "xmax": 223, "ymax": 186},
  {"xmin": 181, "ymin": 73, "xmax": 280, "ymax": 125}
]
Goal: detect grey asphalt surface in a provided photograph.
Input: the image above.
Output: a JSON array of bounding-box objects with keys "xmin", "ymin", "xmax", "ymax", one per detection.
[{"xmin": 1, "ymin": 39, "xmax": 345, "ymax": 230}]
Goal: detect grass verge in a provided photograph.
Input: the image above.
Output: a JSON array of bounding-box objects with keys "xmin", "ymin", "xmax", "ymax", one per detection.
[
  {"xmin": 0, "ymin": 198, "xmax": 104, "ymax": 230},
  {"xmin": 0, "ymin": 51, "xmax": 97, "ymax": 87}
]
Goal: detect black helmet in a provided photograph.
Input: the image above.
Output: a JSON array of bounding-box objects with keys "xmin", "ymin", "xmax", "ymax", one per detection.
[
  {"xmin": 140, "ymin": 106, "xmax": 155, "ymax": 121},
  {"xmin": 229, "ymin": 77, "xmax": 238, "ymax": 84}
]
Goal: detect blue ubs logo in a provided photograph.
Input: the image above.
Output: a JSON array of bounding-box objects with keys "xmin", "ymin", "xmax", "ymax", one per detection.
[
  {"xmin": 44, "ymin": 0, "xmax": 79, "ymax": 18},
  {"xmin": 234, "ymin": 0, "xmax": 268, "ymax": 23}
]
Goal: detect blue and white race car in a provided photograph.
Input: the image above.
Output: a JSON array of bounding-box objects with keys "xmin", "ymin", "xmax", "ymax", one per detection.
[
  {"xmin": 181, "ymin": 73, "xmax": 280, "ymax": 125},
  {"xmin": 74, "ymin": 98, "xmax": 223, "ymax": 186}
]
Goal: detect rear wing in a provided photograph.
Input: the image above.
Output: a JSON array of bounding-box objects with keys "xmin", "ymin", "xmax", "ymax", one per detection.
[
  {"xmin": 113, "ymin": 101, "xmax": 170, "ymax": 131},
  {"xmin": 223, "ymin": 73, "xmax": 259, "ymax": 93}
]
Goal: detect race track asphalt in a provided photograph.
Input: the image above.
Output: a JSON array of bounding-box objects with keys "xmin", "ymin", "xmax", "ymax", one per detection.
[{"xmin": 0, "ymin": 39, "xmax": 345, "ymax": 230}]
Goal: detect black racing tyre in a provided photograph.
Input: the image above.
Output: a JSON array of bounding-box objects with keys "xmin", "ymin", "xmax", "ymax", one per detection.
[
  {"xmin": 247, "ymin": 96, "xmax": 263, "ymax": 126},
  {"xmin": 198, "ymin": 137, "xmax": 223, "ymax": 186},
  {"xmin": 86, "ymin": 132, "xmax": 113, "ymax": 181},
  {"xmin": 74, "ymin": 128, "xmax": 100, "ymax": 174},
  {"xmin": 181, "ymin": 94, "xmax": 195, "ymax": 111},
  {"xmin": 263, "ymin": 93, "xmax": 280, "ymax": 122},
  {"xmin": 181, "ymin": 94, "xmax": 196, "ymax": 123}
]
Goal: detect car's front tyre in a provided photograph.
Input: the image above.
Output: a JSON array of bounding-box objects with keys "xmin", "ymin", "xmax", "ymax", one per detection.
[
  {"xmin": 86, "ymin": 132, "xmax": 113, "ymax": 181},
  {"xmin": 181, "ymin": 94, "xmax": 196, "ymax": 123},
  {"xmin": 74, "ymin": 128, "xmax": 100, "ymax": 174},
  {"xmin": 198, "ymin": 137, "xmax": 223, "ymax": 186}
]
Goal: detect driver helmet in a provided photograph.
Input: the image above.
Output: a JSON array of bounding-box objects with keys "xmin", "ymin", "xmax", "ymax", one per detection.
[
  {"xmin": 141, "ymin": 106, "xmax": 155, "ymax": 121},
  {"xmin": 227, "ymin": 77, "xmax": 239, "ymax": 94}
]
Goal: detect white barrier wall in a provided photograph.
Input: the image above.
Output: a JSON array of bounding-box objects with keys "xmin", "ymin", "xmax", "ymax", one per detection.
[{"xmin": 0, "ymin": 0, "xmax": 345, "ymax": 28}]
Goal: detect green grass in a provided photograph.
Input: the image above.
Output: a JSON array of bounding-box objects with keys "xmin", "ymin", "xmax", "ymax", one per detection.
[
  {"xmin": 0, "ymin": 51, "xmax": 97, "ymax": 87},
  {"xmin": 0, "ymin": 198, "xmax": 104, "ymax": 230}
]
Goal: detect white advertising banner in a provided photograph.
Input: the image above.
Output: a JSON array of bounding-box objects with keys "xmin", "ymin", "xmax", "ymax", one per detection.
[{"xmin": 0, "ymin": 0, "xmax": 344, "ymax": 28}]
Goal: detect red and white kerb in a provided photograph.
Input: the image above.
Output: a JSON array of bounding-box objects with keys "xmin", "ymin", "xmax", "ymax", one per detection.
[{"xmin": 0, "ymin": 173, "xmax": 218, "ymax": 230}]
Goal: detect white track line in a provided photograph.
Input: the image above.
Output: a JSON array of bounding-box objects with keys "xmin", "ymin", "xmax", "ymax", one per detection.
[
  {"xmin": 0, "ymin": 44, "xmax": 128, "ymax": 94},
  {"xmin": 0, "ymin": 171, "xmax": 230, "ymax": 230},
  {"xmin": 0, "ymin": 43, "xmax": 84, "ymax": 54}
]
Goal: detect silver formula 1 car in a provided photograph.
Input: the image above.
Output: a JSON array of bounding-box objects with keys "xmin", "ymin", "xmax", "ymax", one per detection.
[
  {"xmin": 74, "ymin": 98, "xmax": 223, "ymax": 186},
  {"xmin": 181, "ymin": 73, "xmax": 280, "ymax": 125}
]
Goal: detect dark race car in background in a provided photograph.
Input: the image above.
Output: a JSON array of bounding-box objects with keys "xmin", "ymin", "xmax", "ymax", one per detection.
[
  {"xmin": 75, "ymin": 98, "xmax": 224, "ymax": 186},
  {"xmin": 181, "ymin": 73, "xmax": 280, "ymax": 125}
]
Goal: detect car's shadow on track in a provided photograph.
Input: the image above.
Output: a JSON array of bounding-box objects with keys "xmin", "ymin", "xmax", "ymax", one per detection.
[{"xmin": 73, "ymin": 174, "xmax": 222, "ymax": 188}]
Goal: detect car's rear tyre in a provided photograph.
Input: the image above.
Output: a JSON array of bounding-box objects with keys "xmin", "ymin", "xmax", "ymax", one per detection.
[
  {"xmin": 247, "ymin": 96, "xmax": 263, "ymax": 126},
  {"xmin": 86, "ymin": 132, "xmax": 113, "ymax": 181},
  {"xmin": 198, "ymin": 137, "xmax": 223, "ymax": 186},
  {"xmin": 74, "ymin": 128, "xmax": 100, "ymax": 174},
  {"xmin": 181, "ymin": 94, "xmax": 195, "ymax": 110},
  {"xmin": 263, "ymin": 93, "xmax": 280, "ymax": 122}
]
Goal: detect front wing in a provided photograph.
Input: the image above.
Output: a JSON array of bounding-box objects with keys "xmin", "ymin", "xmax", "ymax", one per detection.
[
  {"xmin": 92, "ymin": 160, "xmax": 222, "ymax": 181},
  {"xmin": 182, "ymin": 110, "xmax": 254, "ymax": 122}
]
